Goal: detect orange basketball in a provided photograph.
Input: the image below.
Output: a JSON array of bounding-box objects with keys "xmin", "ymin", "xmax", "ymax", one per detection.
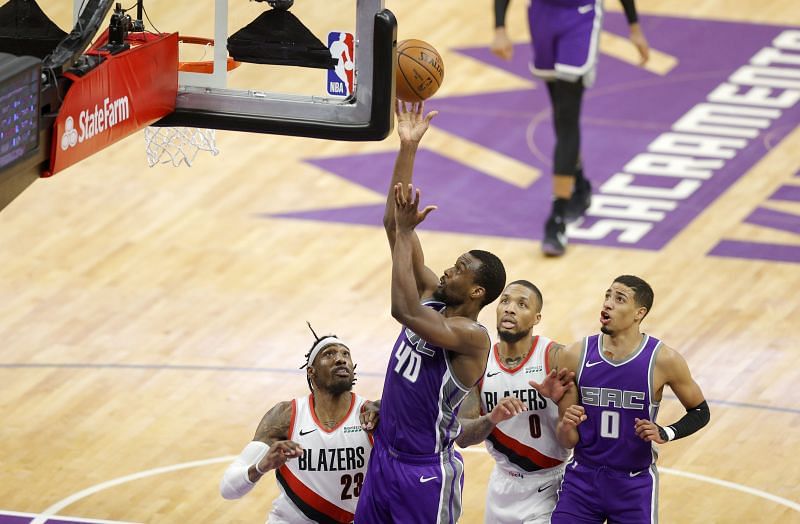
[{"xmin": 395, "ymin": 39, "xmax": 445, "ymax": 103}]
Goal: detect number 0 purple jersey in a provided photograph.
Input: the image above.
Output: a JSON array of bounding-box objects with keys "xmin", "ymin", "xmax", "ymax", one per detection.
[
  {"xmin": 575, "ymin": 334, "xmax": 662, "ymax": 472},
  {"xmin": 376, "ymin": 300, "xmax": 484, "ymax": 455}
]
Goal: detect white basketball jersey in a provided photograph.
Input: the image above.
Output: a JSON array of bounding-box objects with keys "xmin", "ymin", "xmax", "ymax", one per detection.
[
  {"xmin": 274, "ymin": 393, "xmax": 373, "ymax": 523},
  {"xmin": 479, "ymin": 336, "xmax": 570, "ymax": 475}
]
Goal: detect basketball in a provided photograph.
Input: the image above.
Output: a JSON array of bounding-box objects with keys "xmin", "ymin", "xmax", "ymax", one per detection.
[{"xmin": 395, "ymin": 39, "xmax": 445, "ymax": 103}]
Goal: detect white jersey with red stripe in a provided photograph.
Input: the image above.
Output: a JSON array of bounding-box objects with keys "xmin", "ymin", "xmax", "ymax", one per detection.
[
  {"xmin": 271, "ymin": 393, "xmax": 373, "ymax": 524},
  {"xmin": 479, "ymin": 335, "xmax": 570, "ymax": 475}
]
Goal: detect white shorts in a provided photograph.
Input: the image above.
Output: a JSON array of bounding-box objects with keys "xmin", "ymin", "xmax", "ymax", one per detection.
[
  {"xmin": 483, "ymin": 464, "xmax": 565, "ymax": 524},
  {"xmin": 267, "ymin": 492, "xmax": 316, "ymax": 524}
]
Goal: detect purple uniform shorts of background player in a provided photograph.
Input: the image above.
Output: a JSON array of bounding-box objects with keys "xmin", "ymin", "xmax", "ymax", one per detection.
[{"xmin": 528, "ymin": 0, "xmax": 604, "ymax": 86}]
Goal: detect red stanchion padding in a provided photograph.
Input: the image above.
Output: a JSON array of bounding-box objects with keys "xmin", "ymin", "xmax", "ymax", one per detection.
[{"xmin": 46, "ymin": 32, "xmax": 178, "ymax": 176}]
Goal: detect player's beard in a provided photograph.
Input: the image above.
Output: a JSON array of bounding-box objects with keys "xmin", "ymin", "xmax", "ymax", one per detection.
[
  {"xmin": 600, "ymin": 325, "xmax": 613, "ymax": 335},
  {"xmin": 327, "ymin": 376, "xmax": 354, "ymax": 396},
  {"xmin": 433, "ymin": 286, "xmax": 462, "ymax": 307},
  {"xmin": 497, "ymin": 327, "xmax": 530, "ymax": 344}
]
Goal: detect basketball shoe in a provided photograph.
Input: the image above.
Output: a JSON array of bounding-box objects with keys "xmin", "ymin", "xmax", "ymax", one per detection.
[
  {"xmin": 542, "ymin": 213, "xmax": 567, "ymax": 257},
  {"xmin": 565, "ymin": 176, "xmax": 592, "ymax": 222}
]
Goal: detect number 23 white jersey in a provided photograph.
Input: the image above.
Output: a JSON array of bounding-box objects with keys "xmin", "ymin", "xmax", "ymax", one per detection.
[{"xmin": 274, "ymin": 393, "xmax": 373, "ymax": 523}]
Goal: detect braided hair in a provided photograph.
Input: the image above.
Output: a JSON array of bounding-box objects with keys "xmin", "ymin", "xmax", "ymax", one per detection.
[{"xmin": 301, "ymin": 322, "xmax": 357, "ymax": 392}]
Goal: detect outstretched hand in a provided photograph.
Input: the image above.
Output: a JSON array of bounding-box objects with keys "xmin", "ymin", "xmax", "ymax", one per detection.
[
  {"xmin": 256, "ymin": 440, "xmax": 303, "ymax": 474},
  {"xmin": 490, "ymin": 27, "xmax": 514, "ymax": 61},
  {"xmin": 360, "ymin": 401, "xmax": 380, "ymax": 432},
  {"xmin": 488, "ymin": 396, "xmax": 527, "ymax": 424},
  {"xmin": 396, "ymin": 100, "xmax": 438, "ymax": 145},
  {"xmin": 529, "ymin": 368, "xmax": 575, "ymax": 403},
  {"xmin": 393, "ymin": 183, "xmax": 437, "ymax": 232},
  {"xmin": 629, "ymin": 24, "xmax": 650, "ymax": 66}
]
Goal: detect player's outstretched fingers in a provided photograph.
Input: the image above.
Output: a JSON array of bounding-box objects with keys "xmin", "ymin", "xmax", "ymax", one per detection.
[
  {"xmin": 361, "ymin": 412, "xmax": 376, "ymax": 431},
  {"xmin": 556, "ymin": 367, "xmax": 576, "ymax": 385},
  {"xmin": 276, "ymin": 440, "xmax": 303, "ymax": 457}
]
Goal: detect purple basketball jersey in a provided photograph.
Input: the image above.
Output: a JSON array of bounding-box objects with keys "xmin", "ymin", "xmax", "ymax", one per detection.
[
  {"xmin": 376, "ymin": 300, "xmax": 477, "ymax": 455},
  {"xmin": 575, "ymin": 334, "xmax": 662, "ymax": 472}
]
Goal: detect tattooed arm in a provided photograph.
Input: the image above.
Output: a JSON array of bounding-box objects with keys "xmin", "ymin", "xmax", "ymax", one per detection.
[
  {"xmin": 220, "ymin": 400, "xmax": 303, "ymax": 499},
  {"xmin": 248, "ymin": 401, "xmax": 303, "ymax": 482},
  {"xmin": 456, "ymin": 387, "xmax": 526, "ymax": 447},
  {"xmin": 528, "ymin": 342, "xmax": 576, "ymax": 403}
]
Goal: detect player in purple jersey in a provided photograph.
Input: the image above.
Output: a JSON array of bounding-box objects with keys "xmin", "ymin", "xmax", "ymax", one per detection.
[
  {"xmin": 354, "ymin": 101, "xmax": 507, "ymax": 524},
  {"xmin": 491, "ymin": 0, "xmax": 650, "ymax": 256},
  {"xmin": 547, "ymin": 275, "xmax": 710, "ymax": 523}
]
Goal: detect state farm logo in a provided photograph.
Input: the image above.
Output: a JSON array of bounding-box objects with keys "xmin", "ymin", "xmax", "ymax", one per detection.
[{"xmin": 60, "ymin": 95, "xmax": 130, "ymax": 150}]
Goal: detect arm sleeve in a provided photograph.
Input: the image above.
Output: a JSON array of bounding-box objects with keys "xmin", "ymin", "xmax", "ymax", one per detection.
[
  {"xmin": 664, "ymin": 400, "xmax": 711, "ymax": 441},
  {"xmin": 619, "ymin": 0, "xmax": 639, "ymax": 24},
  {"xmin": 495, "ymin": 0, "xmax": 511, "ymax": 28},
  {"xmin": 219, "ymin": 441, "xmax": 269, "ymax": 500}
]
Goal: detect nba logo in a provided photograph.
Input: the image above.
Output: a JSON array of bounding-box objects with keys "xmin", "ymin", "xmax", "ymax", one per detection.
[{"xmin": 327, "ymin": 31, "xmax": 355, "ymax": 97}]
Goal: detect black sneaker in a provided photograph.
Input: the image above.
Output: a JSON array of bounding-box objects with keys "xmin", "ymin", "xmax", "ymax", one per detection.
[
  {"xmin": 565, "ymin": 177, "xmax": 592, "ymax": 222},
  {"xmin": 542, "ymin": 214, "xmax": 567, "ymax": 257}
]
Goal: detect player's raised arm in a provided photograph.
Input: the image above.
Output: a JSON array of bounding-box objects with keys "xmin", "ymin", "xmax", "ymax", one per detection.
[
  {"xmin": 390, "ymin": 184, "xmax": 490, "ymax": 356},
  {"xmin": 457, "ymin": 386, "xmax": 526, "ymax": 447},
  {"xmin": 383, "ymin": 101, "xmax": 439, "ymax": 298},
  {"xmin": 635, "ymin": 345, "xmax": 709, "ymax": 444},
  {"xmin": 219, "ymin": 401, "xmax": 303, "ymax": 499}
]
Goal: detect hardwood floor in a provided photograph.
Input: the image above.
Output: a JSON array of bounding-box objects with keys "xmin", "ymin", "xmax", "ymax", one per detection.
[{"xmin": 1, "ymin": 1, "xmax": 798, "ymax": 522}]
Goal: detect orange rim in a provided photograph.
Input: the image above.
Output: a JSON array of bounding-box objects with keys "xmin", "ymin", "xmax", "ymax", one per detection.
[{"xmin": 177, "ymin": 36, "xmax": 241, "ymax": 73}]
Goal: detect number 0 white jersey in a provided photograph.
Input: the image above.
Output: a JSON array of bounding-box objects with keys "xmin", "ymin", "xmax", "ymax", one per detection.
[
  {"xmin": 479, "ymin": 336, "xmax": 570, "ymax": 475},
  {"xmin": 273, "ymin": 393, "xmax": 373, "ymax": 523}
]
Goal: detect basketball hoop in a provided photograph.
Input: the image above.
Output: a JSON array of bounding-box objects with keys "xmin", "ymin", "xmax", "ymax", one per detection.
[
  {"xmin": 177, "ymin": 36, "xmax": 241, "ymax": 74},
  {"xmin": 144, "ymin": 36, "xmax": 239, "ymax": 167}
]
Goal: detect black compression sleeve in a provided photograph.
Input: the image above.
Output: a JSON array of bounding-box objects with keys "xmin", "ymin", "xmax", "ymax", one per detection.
[
  {"xmin": 667, "ymin": 400, "xmax": 710, "ymax": 440},
  {"xmin": 495, "ymin": 0, "xmax": 511, "ymax": 28},
  {"xmin": 619, "ymin": 0, "xmax": 639, "ymax": 25}
]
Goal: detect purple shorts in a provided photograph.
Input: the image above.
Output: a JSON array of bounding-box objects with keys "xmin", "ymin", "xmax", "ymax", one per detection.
[
  {"xmin": 354, "ymin": 441, "xmax": 465, "ymax": 524},
  {"xmin": 551, "ymin": 458, "xmax": 660, "ymax": 523},
  {"xmin": 528, "ymin": 0, "xmax": 603, "ymax": 84}
]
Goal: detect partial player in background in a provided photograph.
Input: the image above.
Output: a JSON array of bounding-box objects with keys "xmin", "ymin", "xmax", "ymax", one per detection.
[
  {"xmin": 355, "ymin": 101, "xmax": 506, "ymax": 523},
  {"xmin": 456, "ymin": 280, "xmax": 574, "ymax": 524},
  {"xmin": 550, "ymin": 275, "xmax": 710, "ymax": 522},
  {"xmin": 491, "ymin": 0, "xmax": 649, "ymax": 256},
  {"xmin": 220, "ymin": 330, "xmax": 376, "ymax": 524}
]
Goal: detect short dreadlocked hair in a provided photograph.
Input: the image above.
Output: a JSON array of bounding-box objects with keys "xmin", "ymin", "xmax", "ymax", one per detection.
[{"xmin": 301, "ymin": 323, "xmax": 357, "ymax": 392}]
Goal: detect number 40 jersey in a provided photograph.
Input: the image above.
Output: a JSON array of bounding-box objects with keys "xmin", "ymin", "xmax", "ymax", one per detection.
[{"xmin": 479, "ymin": 335, "xmax": 570, "ymax": 475}]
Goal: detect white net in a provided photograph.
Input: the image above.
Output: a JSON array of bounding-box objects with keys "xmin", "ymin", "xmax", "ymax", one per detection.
[{"xmin": 144, "ymin": 126, "xmax": 219, "ymax": 167}]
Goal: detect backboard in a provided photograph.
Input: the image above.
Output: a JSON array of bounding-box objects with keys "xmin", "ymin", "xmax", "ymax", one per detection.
[{"xmin": 81, "ymin": 0, "xmax": 397, "ymax": 141}]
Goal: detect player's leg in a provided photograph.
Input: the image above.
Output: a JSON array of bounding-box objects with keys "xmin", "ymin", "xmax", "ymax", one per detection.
[
  {"xmin": 522, "ymin": 466, "xmax": 564, "ymax": 524},
  {"xmin": 354, "ymin": 445, "xmax": 391, "ymax": 523},
  {"xmin": 527, "ymin": 1, "xmax": 560, "ymax": 82},
  {"xmin": 554, "ymin": 1, "xmax": 602, "ymax": 223},
  {"xmin": 542, "ymin": 77, "xmax": 585, "ymax": 256},
  {"xmin": 483, "ymin": 465, "xmax": 519, "ymax": 524},
  {"xmin": 484, "ymin": 465, "xmax": 564, "ymax": 524},
  {"xmin": 389, "ymin": 451, "xmax": 465, "ymax": 524},
  {"xmin": 606, "ymin": 465, "xmax": 660, "ymax": 524},
  {"xmin": 529, "ymin": 0, "xmax": 575, "ymax": 256},
  {"xmin": 550, "ymin": 460, "xmax": 606, "ymax": 523}
]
